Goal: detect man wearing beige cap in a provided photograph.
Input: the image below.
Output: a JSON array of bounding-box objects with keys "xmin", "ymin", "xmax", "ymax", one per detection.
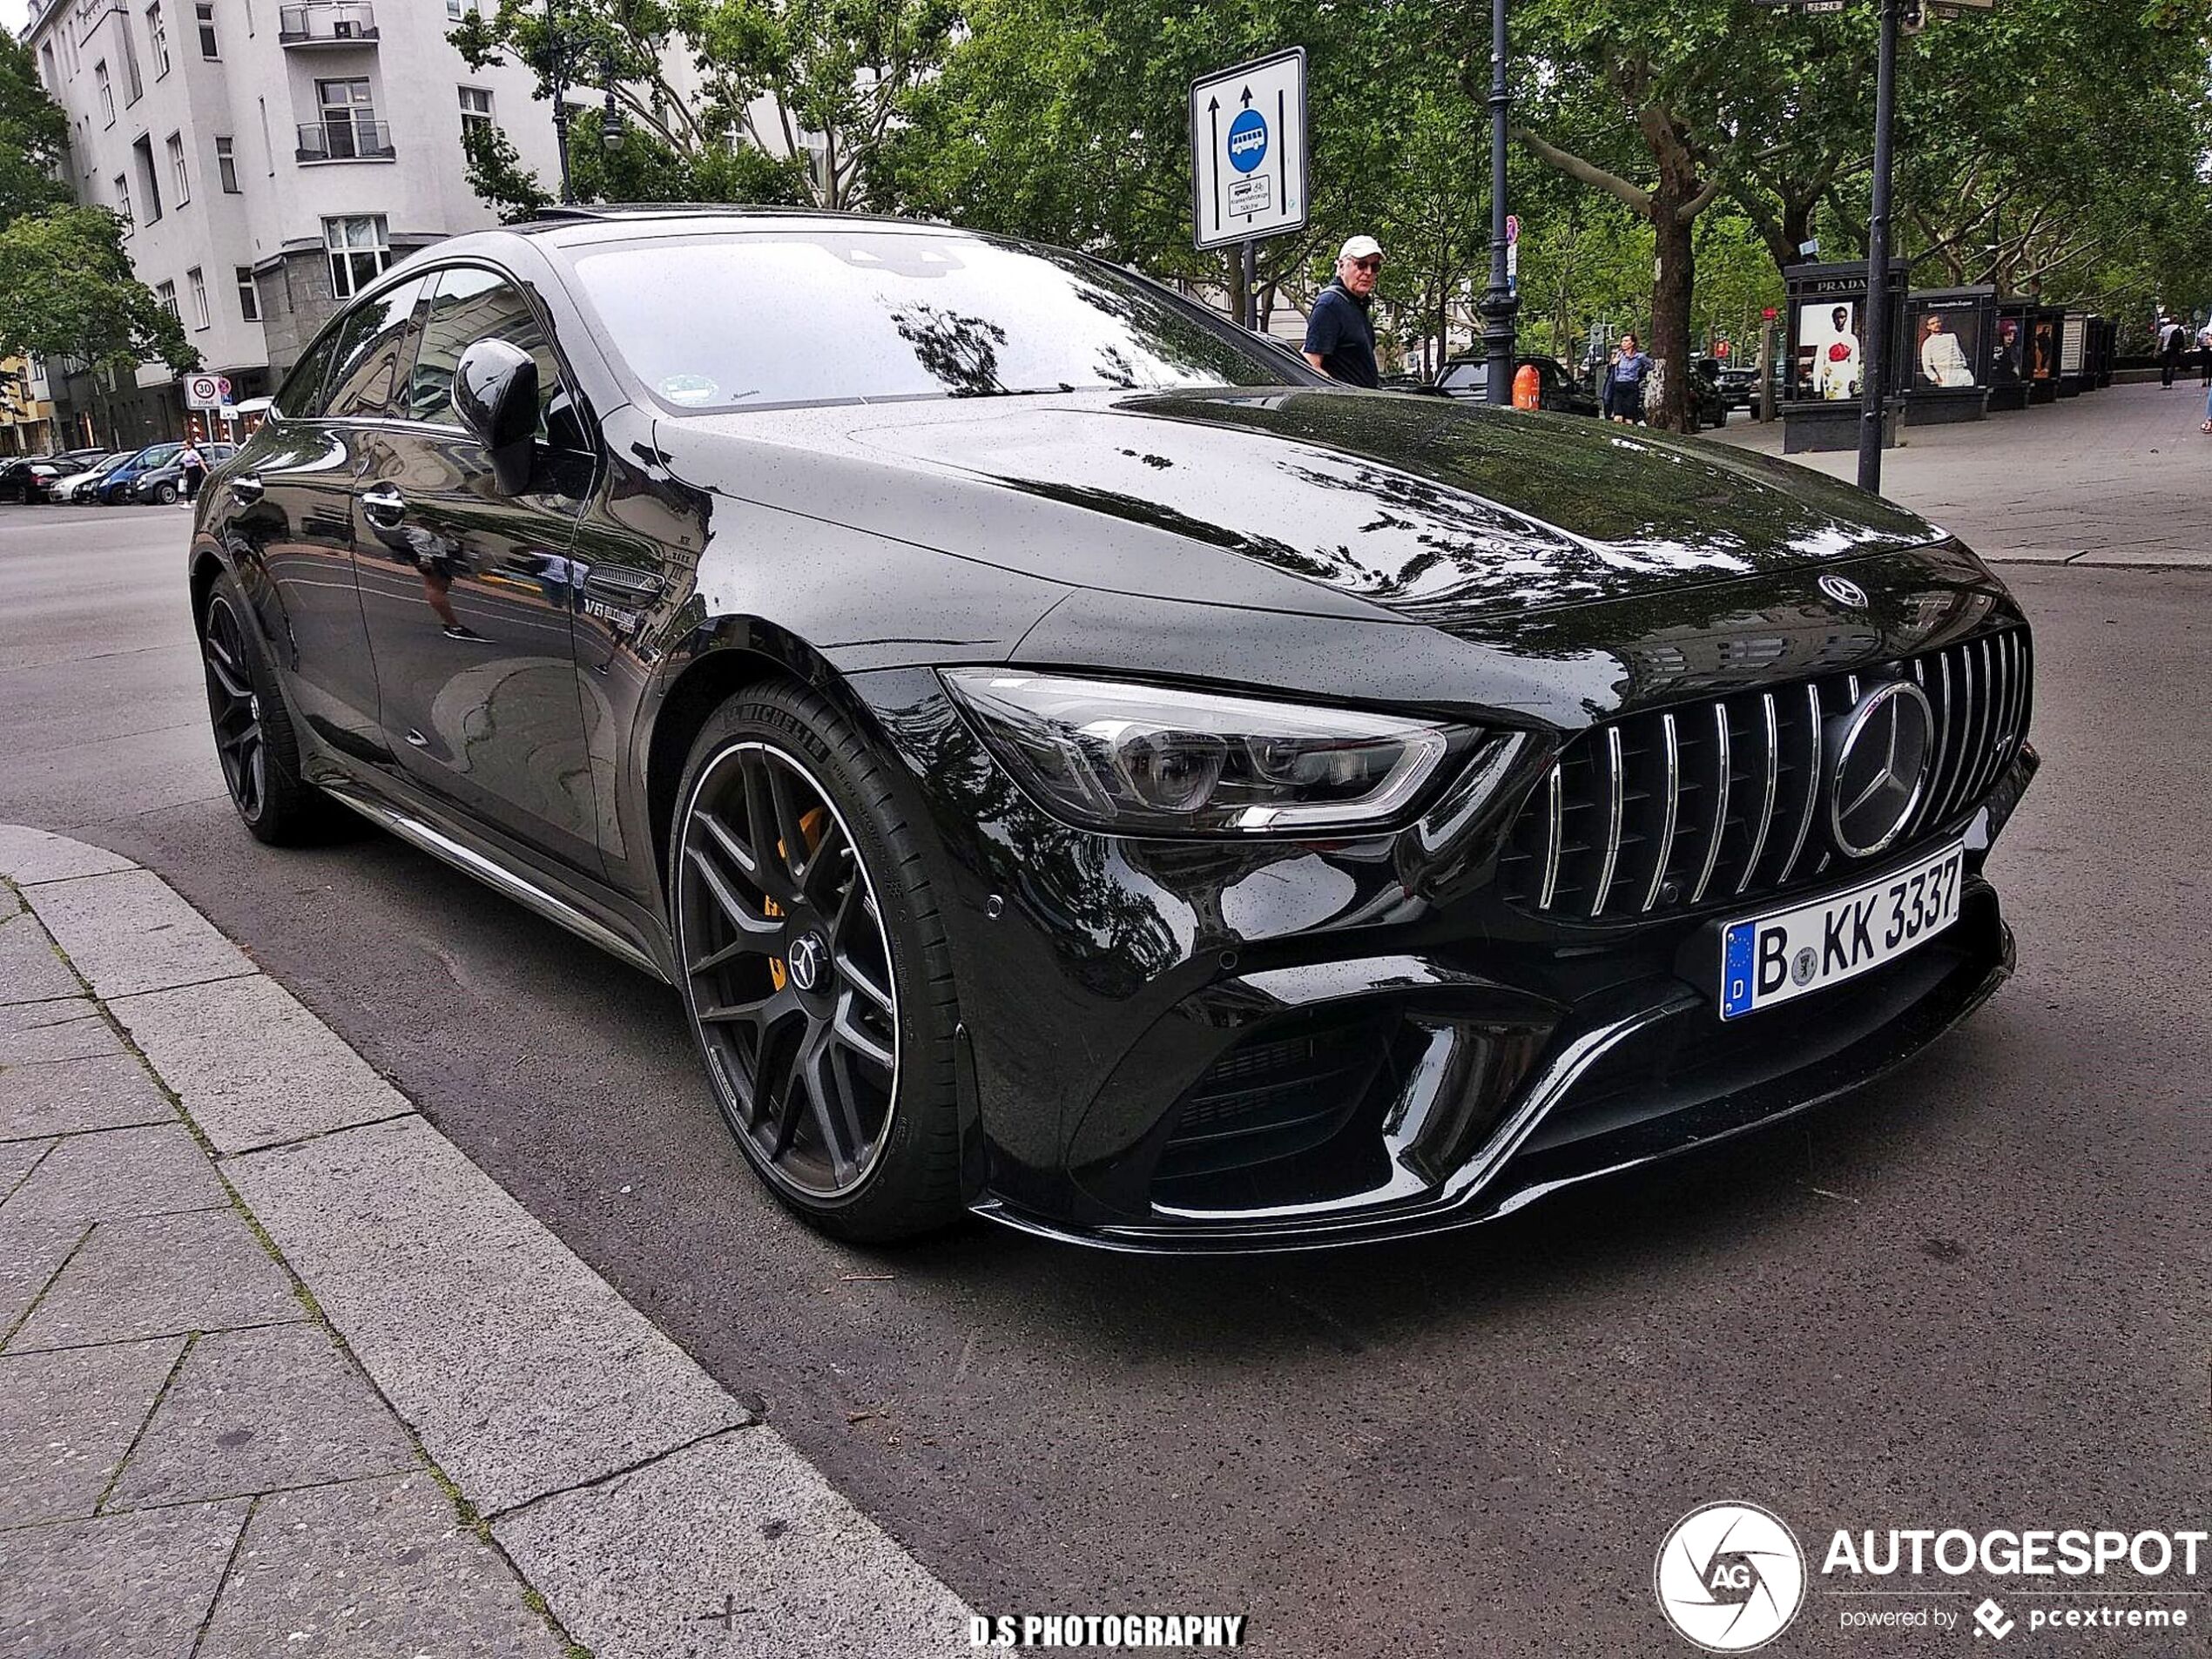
[{"xmin": 1302, "ymin": 234, "xmax": 1383, "ymax": 388}]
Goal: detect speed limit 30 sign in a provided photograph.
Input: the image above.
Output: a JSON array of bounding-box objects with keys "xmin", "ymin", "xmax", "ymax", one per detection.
[{"xmin": 185, "ymin": 373, "xmax": 233, "ymax": 408}]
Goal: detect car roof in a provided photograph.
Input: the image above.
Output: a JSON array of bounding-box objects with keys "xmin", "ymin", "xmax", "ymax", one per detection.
[{"xmin": 503, "ymin": 203, "xmax": 961, "ymax": 250}]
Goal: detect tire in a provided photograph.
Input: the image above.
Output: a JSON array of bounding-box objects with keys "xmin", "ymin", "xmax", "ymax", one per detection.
[
  {"xmin": 670, "ymin": 682, "xmax": 963, "ymax": 1243},
  {"xmin": 153, "ymin": 482, "xmax": 178, "ymax": 505},
  {"xmin": 197, "ymin": 569, "xmax": 336, "ymax": 845}
]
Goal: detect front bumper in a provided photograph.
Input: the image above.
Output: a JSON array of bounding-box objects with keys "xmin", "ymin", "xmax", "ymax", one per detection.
[{"xmin": 856, "ymin": 643, "xmax": 2037, "ymax": 1253}]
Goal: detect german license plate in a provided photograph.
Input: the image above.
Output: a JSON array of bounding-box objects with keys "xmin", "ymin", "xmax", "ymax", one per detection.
[{"xmin": 1719, "ymin": 840, "xmax": 1966, "ymax": 1021}]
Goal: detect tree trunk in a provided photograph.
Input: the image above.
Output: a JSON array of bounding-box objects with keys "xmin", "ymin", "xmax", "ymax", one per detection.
[{"xmin": 1649, "ymin": 185, "xmax": 1696, "ymax": 432}]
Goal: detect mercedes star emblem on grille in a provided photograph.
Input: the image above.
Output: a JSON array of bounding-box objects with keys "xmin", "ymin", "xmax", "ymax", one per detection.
[
  {"xmin": 1829, "ymin": 681, "xmax": 1935, "ymax": 858},
  {"xmin": 1818, "ymin": 572, "xmax": 1870, "ymax": 609}
]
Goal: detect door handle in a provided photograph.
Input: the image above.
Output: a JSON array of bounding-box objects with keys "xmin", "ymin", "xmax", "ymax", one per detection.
[
  {"xmin": 360, "ymin": 483, "xmax": 407, "ymax": 528},
  {"xmin": 582, "ymin": 567, "xmax": 665, "ymax": 605},
  {"xmin": 230, "ymin": 473, "xmax": 264, "ymax": 505}
]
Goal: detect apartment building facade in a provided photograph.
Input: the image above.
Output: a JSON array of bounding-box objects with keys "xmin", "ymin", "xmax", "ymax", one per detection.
[{"xmin": 23, "ymin": 0, "xmax": 566, "ymax": 446}]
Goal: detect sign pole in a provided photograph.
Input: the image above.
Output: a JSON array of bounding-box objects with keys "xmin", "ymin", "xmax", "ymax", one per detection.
[
  {"xmin": 1857, "ymin": 0, "xmax": 1900, "ymax": 492},
  {"xmin": 1480, "ymin": 0, "xmax": 1518, "ymax": 406},
  {"xmin": 1242, "ymin": 239, "xmax": 1258, "ymax": 331}
]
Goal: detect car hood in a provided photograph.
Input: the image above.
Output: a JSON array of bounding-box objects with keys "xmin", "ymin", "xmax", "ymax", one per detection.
[{"xmin": 673, "ymin": 387, "xmax": 1944, "ymax": 626}]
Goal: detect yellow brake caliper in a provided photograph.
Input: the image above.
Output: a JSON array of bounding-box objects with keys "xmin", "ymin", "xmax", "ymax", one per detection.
[{"xmin": 765, "ymin": 806, "xmax": 831, "ymax": 991}]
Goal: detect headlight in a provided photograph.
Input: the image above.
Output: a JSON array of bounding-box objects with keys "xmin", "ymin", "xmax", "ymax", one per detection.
[{"xmin": 941, "ymin": 669, "xmax": 1467, "ymax": 835}]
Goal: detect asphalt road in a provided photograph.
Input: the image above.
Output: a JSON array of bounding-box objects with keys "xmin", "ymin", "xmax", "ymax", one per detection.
[{"xmin": 3, "ymin": 499, "xmax": 2207, "ymax": 1656}]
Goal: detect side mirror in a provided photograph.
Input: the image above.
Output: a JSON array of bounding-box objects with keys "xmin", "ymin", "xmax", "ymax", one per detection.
[{"xmin": 454, "ymin": 338, "xmax": 539, "ymax": 496}]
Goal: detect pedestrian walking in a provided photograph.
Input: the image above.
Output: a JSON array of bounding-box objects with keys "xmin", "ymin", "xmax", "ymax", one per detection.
[
  {"xmin": 2157, "ymin": 314, "xmax": 2186, "ymax": 388},
  {"xmin": 1301, "ymin": 235, "xmax": 1382, "ymax": 389},
  {"xmin": 178, "ymin": 441, "xmax": 206, "ymax": 506},
  {"xmin": 1602, "ymin": 332, "xmax": 1650, "ymax": 423}
]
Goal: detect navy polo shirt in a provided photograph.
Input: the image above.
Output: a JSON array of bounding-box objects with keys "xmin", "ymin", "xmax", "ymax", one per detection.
[{"xmin": 1304, "ymin": 281, "xmax": 1379, "ymax": 388}]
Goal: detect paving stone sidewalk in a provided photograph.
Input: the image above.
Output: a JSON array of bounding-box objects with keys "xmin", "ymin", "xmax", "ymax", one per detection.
[
  {"xmin": 0, "ymin": 825, "xmax": 969, "ymax": 1659},
  {"xmin": 1708, "ymin": 377, "xmax": 2212, "ymax": 568}
]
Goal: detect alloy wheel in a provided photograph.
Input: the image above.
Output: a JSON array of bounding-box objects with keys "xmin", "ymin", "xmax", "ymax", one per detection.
[
  {"xmin": 201, "ymin": 595, "xmax": 266, "ymax": 822},
  {"xmin": 676, "ymin": 741, "xmax": 900, "ymax": 1201}
]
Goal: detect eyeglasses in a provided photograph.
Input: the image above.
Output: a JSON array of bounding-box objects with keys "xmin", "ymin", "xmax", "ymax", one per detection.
[{"xmin": 1351, "ymin": 257, "xmax": 1383, "ymax": 272}]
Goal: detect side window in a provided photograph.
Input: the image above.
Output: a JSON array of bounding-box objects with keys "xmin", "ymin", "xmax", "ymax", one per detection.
[
  {"xmin": 323, "ymin": 275, "xmax": 430, "ymax": 422},
  {"xmin": 407, "ymin": 265, "xmax": 563, "ymax": 436},
  {"xmin": 275, "ymin": 324, "xmax": 345, "ymax": 419}
]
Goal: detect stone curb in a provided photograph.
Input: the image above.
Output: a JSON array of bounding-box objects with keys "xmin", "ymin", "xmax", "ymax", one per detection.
[{"xmin": 0, "ymin": 825, "xmax": 970, "ymax": 1659}]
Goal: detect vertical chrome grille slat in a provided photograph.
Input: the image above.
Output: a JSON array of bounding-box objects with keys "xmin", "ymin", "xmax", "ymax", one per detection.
[
  {"xmin": 1689, "ymin": 703, "xmax": 1730, "ymax": 906},
  {"xmin": 1536, "ymin": 763, "xmax": 1563, "ymax": 911},
  {"xmin": 1966, "ymin": 634, "xmax": 2003, "ymax": 804},
  {"xmin": 1738, "ymin": 692, "xmax": 1778, "ymax": 894},
  {"xmin": 1965, "ymin": 634, "xmax": 1998, "ymax": 810},
  {"xmin": 1589, "ymin": 726, "xmax": 1624, "ymax": 919},
  {"xmin": 1939, "ymin": 638, "xmax": 1978, "ymax": 824},
  {"xmin": 1929, "ymin": 648, "xmax": 1958, "ymax": 828},
  {"xmin": 1776, "ymin": 684, "xmax": 1822, "ymax": 884},
  {"xmin": 1642, "ymin": 712, "xmax": 1681, "ymax": 914}
]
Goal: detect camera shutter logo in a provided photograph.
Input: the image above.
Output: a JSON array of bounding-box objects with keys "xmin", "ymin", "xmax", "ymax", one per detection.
[
  {"xmin": 1817, "ymin": 571, "xmax": 1869, "ymax": 609},
  {"xmin": 1654, "ymin": 1502, "xmax": 1805, "ymax": 1652},
  {"xmin": 1828, "ymin": 681, "xmax": 1934, "ymax": 858}
]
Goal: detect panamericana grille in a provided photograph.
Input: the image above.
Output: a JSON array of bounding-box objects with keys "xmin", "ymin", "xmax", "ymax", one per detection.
[{"xmin": 1499, "ymin": 626, "xmax": 2031, "ymax": 921}]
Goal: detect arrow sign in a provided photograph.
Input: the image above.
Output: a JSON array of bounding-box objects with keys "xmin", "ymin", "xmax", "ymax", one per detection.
[{"xmin": 1189, "ymin": 48, "xmax": 1308, "ymax": 253}]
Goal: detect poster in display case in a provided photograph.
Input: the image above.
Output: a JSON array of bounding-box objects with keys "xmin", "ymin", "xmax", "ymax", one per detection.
[
  {"xmin": 1781, "ymin": 260, "xmax": 1909, "ymax": 452},
  {"xmin": 2027, "ymin": 307, "xmax": 2064, "ymax": 404},
  {"xmin": 1905, "ymin": 287, "xmax": 1995, "ymax": 422}
]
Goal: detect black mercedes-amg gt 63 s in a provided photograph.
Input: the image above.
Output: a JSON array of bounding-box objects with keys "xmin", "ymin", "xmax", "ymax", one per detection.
[{"xmin": 191, "ymin": 208, "xmax": 2036, "ymax": 1251}]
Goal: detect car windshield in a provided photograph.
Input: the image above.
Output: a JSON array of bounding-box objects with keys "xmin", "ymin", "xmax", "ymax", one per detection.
[
  {"xmin": 134, "ymin": 443, "xmax": 182, "ymax": 468},
  {"xmin": 88, "ymin": 455, "xmax": 129, "ymax": 475},
  {"xmin": 567, "ymin": 228, "xmax": 1299, "ymax": 412},
  {"xmin": 1438, "ymin": 361, "xmax": 1486, "ymax": 389}
]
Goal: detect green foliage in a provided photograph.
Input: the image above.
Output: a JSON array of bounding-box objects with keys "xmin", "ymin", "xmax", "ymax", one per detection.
[
  {"xmin": 0, "ymin": 36, "xmax": 71, "ymax": 229},
  {"xmin": 0, "ymin": 48, "xmax": 197, "ymax": 414},
  {"xmin": 0, "ymin": 206, "xmax": 199, "ymax": 376},
  {"xmin": 453, "ymin": 0, "xmax": 948, "ymax": 210}
]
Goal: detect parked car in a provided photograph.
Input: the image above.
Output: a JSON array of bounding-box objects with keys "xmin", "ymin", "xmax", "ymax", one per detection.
[
  {"xmin": 47, "ymin": 452, "xmax": 130, "ymax": 504},
  {"xmin": 129, "ymin": 442, "xmax": 238, "ymax": 503},
  {"xmin": 1689, "ymin": 357, "xmax": 1730, "ymax": 430},
  {"xmin": 192, "ymin": 207, "xmax": 2038, "ymax": 1250},
  {"xmin": 1, "ymin": 448, "xmax": 105, "ymax": 502},
  {"xmin": 1433, "ymin": 354, "xmax": 1601, "ymax": 416},
  {"xmin": 92, "ymin": 442, "xmax": 183, "ymax": 504}
]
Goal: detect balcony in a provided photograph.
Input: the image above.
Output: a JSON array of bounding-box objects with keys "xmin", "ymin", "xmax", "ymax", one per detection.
[
  {"xmin": 278, "ymin": 3, "xmax": 377, "ymax": 45},
  {"xmin": 295, "ymin": 117, "xmax": 395, "ymax": 163}
]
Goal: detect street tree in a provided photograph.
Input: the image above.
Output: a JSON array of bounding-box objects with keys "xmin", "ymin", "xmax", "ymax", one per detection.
[
  {"xmin": 450, "ymin": 0, "xmax": 952, "ymax": 213},
  {"xmin": 0, "ymin": 37, "xmax": 197, "ymax": 445}
]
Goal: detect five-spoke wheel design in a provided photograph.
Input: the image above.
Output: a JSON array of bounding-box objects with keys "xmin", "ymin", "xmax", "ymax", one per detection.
[
  {"xmin": 202, "ymin": 593, "xmax": 267, "ymax": 824},
  {"xmin": 676, "ymin": 740, "xmax": 900, "ymax": 1202}
]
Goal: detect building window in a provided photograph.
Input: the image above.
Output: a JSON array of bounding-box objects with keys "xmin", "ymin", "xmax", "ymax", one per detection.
[
  {"xmin": 146, "ymin": 3, "xmax": 170, "ymax": 78},
  {"xmin": 156, "ymin": 280, "xmax": 179, "ymax": 319},
  {"xmin": 444, "ymin": 0, "xmax": 462, "ymax": 18},
  {"xmin": 235, "ymin": 265, "xmax": 260, "ymax": 321},
  {"xmin": 324, "ymin": 214, "xmax": 389, "ymax": 299},
  {"xmin": 132, "ymin": 135, "xmax": 163, "ymax": 221},
  {"xmin": 310, "ymin": 78, "xmax": 381, "ymax": 160},
  {"xmin": 187, "ymin": 267, "xmax": 210, "ymax": 329},
  {"xmin": 113, "ymin": 172, "xmax": 130, "ymax": 226},
  {"xmin": 38, "ymin": 41, "xmax": 57, "ymax": 90},
  {"xmin": 95, "ymin": 60, "xmax": 113, "ymax": 124},
  {"xmin": 167, "ymin": 132, "xmax": 189, "ymax": 203},
  {"xmin": 458, "ymin": 85, "xmax": 491, "ymax": 142},
  {"xmin": 196, "ymin": 0, "xmax": 218, "ymax": 56},
  {"xmin": 214, "ymin": 135, "xmax": 239, "ymax": 192}
]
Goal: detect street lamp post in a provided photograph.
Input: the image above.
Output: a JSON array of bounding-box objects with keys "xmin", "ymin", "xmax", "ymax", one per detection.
[
  {"xmin": 1856, "ymin": 0, "xmax": 1900, "ymax": 491},
  {"xmin": 1480, "ymin": 0, "xmax": 1518, "ymax": 405},
  {"xmin": 546, "ymin": 0, "xmax": 574, "ymax": 204}
]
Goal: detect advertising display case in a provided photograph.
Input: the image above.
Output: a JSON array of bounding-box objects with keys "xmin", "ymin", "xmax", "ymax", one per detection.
[
  {"xmin": 2027, "ymin": 306, "xmax": 2064, "ymax": 404},
  {"xmin": 1905, "ymin": 287, "xmax": 1995, "ymax": 424},
  {"xmin": 1781, "ymin": 260, "xmax": 1910, "ymax": 453},
  {"xmin": 2092, "ymin": 317, "xmax": 2116, "ymax": 388},
  {"xmin": 1987, "ymin": 300, "xmax": 2035, "ymax": 412},
  {"xmin": 2057, "ymin": 311, "xmax": 2092, "ymax": 397}
]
